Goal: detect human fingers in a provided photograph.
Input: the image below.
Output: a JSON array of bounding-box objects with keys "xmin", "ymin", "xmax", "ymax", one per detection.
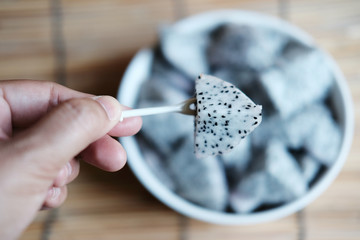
[
  {"xmin": 53, "ymin": 159, "xmax": 80, "ymax": 187},
  {"xmin": 80, "ymin": 135, "xmax": 126, "ymax": 172},
  {"xmin": 0, "ymin": 96, "xmax": 122, "ymax": 238}
]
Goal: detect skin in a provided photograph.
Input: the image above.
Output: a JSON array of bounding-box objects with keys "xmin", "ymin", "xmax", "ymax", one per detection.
[{"xmin": 0, "ymin": 80, "xmax": 142, "ymax": 240}]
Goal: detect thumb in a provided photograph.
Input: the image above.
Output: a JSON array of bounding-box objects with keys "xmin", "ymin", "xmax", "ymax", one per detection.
[{"xmin": 6, "ymin": 96, "xmax": 122, "ymax": 183}]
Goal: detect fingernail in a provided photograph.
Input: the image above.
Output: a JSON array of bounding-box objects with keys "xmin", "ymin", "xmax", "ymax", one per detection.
[
  {"xmin": 48, "ymin": 187, "xmax": 61, "ymax": 200},
  {"xmin": 66, "ymin": 162, "xmax": 72, "ymax": 177},
  {"xmin": 93, "ymin": 96, "xmax": 120, "ymax": 121},
  {"xmin": 57, "ymin": 167, "xmax": 67, "ymax": 186}
]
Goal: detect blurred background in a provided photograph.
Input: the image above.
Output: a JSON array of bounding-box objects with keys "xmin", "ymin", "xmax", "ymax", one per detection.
[{"xmin": 0, "ymin": 0, "xmax": 359, "ymax": 239}]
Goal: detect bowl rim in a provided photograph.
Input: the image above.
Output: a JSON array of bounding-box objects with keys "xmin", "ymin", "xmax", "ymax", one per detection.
[{"xmin": 117, "ymin": 9, "xmax": 354, "ymax": 225}]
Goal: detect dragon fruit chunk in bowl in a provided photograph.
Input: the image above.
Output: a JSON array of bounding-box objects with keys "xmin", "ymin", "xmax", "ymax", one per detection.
[{"xmin": 117, "ymin": 10, "xmax": 354, "ymax": 224}]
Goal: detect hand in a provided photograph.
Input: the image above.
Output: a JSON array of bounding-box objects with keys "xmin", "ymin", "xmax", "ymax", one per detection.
[{"xmin": 0, "ymin": 80, "xmax": 142, "ymax": 240}]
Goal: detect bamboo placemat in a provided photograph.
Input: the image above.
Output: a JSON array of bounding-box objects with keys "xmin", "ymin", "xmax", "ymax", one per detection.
[{"xmin": 0, "ymin": 0, "xmax": 359, "ymax": 239}]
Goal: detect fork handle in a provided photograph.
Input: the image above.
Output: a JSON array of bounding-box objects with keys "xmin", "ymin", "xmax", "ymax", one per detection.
[{"xmin": 120, "ymin": 104, "xmax": 182, "ymax": 121}]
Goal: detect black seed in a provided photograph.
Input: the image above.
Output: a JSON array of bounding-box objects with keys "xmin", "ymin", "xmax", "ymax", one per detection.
[
  {"xmin": 221, "ymin": 90, "xmax": 224, "ymax": 93},
  {"xmin": 198, "ymin": 75, "xmax": 201, "ymax": 79},
  {"xmin": 213, "ymin": 110, "xmax": 217, "ymax": 113},
  {"xmin": 238, "ymin": 109, "xmax": 241, "ymax": 112},
  {"xmin": 221, "ymin": 115, "xmax": 225, "ymax": 118},
  {"xmin": 214, "ymin": 122, "xmax": 218, "ymax": 126},
  {"xmin": 218, "ymin": 103, "xmax": 221, "ymax": 105},
  {"xmin": 218, "ymin": 151, "xmax": 223, "ymax": 154},
  {"xmin": 254, "ymin": 117, "xmax": 257, "ymax": 119},
  {"xmin": 219, "ymin": 138, "xmax": 223, "ymax": 141},
  {"xmin": 230, "ymin": 86, "xmax": 234, "ymax": 88},
  {"xmin": 253, "ymin": 121, "xmax": 258, "ymax": 125},
  {"xmin": 199, "ymin": 101, "xmax": 202, "ymax": 104},
  {"xmin": 223, "ymin": 86, "xmax": 227, "ymax": 89},
  {"xmin": 199, "ymin": 92, "xmax": 203, "ymax": 95},
  {"xmin": 195, "ymin": 144, "xmax": 199, "ymax": 147},
  {"xmin": 215, "ymin": 144, "xmax": 218, "ymax": 147},
  {"xmin": 228, "ymin": 104, "xmax": 232, "ymax": 108},
  {"xmin": 225, "ymin": 90, "xmax": 229, "ymax": 93},
  {"xmin": 235, "ymin": 95, "xmax": 239, "ymax": 99},
  {"xmin": 203, "ymin": 120, "xmax": 206, "ymax": 125},
  {"xmin": 208, "ymin": 113, "xmax": 211, "ymax": 117},
  {"xmin": 206, "ymin": 82, "xmax": 210, "ymax": 85},
  {"xmin": 238, "ymin": 130, "xmax": 242, "ymax": 134},
  {"xmin": 244, "ymin": 130, "xmax": 247, "ymax": 134},
  {"xmin": 230, "ymin": 146, "xmax": 234, "ymax": 149}
]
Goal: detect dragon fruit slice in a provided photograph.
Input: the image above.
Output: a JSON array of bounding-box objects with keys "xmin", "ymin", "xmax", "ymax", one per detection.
[{"xmin": 194, "ymin": 74, "xmax": 262, "ymax": 158}]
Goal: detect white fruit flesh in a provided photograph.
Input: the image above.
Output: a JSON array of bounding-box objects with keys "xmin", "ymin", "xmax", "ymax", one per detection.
[{"xmin": 194, "ymin": 74, "xmax": 262, "ymax": 158}]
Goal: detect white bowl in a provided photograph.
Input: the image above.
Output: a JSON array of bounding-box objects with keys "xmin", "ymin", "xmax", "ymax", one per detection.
[{"xmin": 117, "ymin": 10, "xmax": 354, "ymax": 225}]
